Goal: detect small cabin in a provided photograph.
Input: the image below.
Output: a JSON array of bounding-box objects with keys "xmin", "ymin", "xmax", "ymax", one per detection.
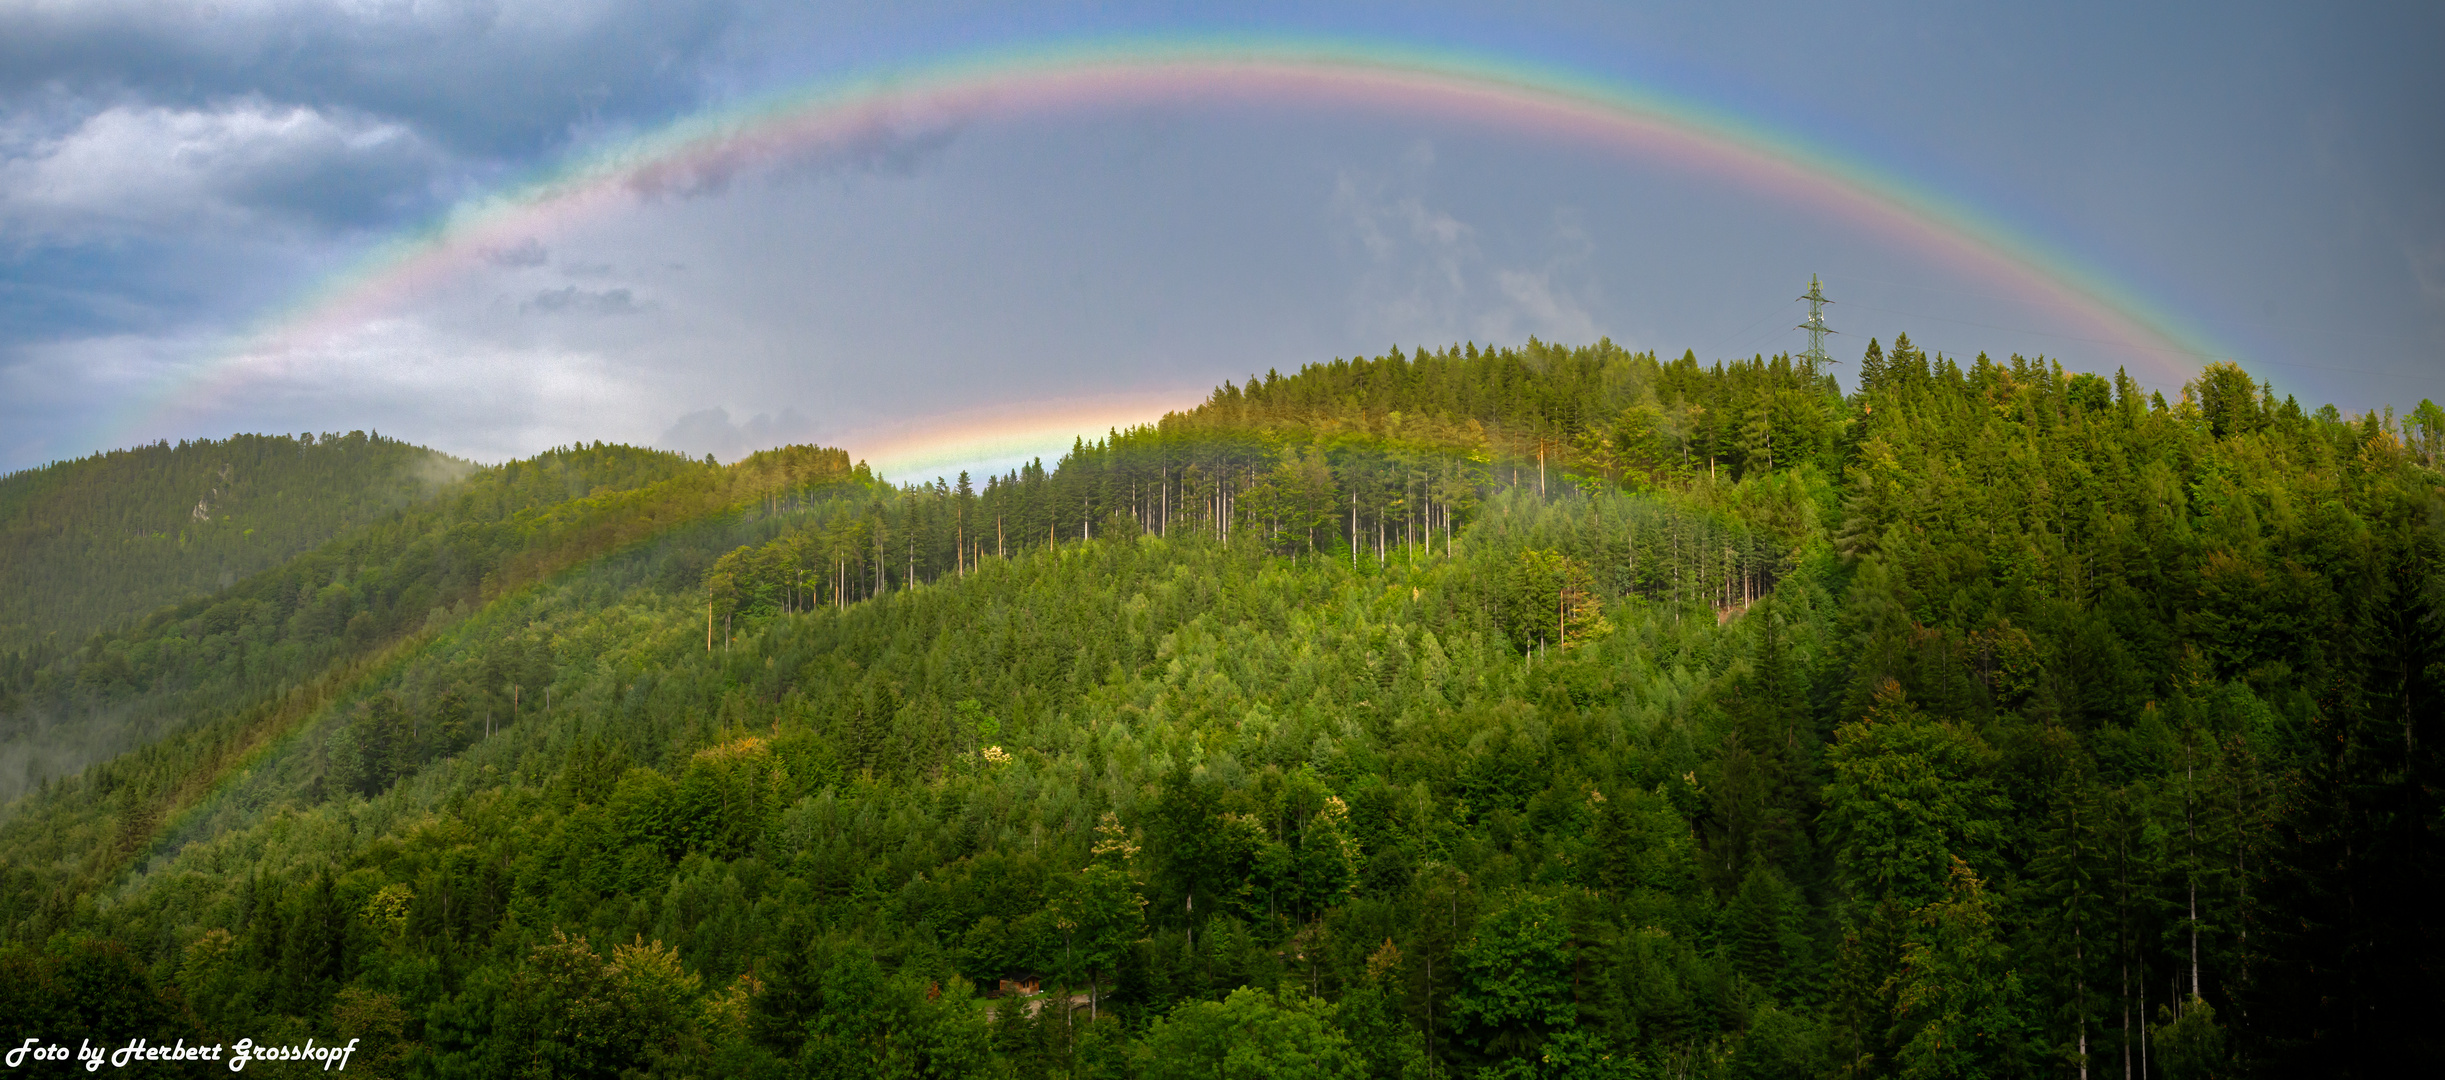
[{"xmin": 995, "ymin": 976, "xmax": 1042, "ymax": 998}]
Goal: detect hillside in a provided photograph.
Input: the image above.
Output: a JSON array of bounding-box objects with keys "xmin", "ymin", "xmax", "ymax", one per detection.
[
  {"xmin": 0, "ymin": 339, "xmax": 2438, "ymax": 1079},
  {"xmin": 0, "ymin": 441, "xmax": 833, "ymax": 808},
  {"xmin": 0, "ymin": 432, "xmax": 477, "ymax": 659}
]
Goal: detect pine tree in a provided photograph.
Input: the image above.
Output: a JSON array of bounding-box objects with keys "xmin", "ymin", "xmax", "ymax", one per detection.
[{"xmin": 1857, "ymin": 338, "xmax": 1888, "ymax": 399}]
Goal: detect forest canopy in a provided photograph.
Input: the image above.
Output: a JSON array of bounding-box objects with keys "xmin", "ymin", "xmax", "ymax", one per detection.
[{"xmin": 0, "ymin": 338, "xmax": 2437, "ymax": 1079}]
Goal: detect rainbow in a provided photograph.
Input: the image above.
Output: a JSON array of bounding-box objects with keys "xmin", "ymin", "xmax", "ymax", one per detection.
[
  {"xmin": 124, "ymin": 35, "xmax": 2231, "ymax": 457},
  {"xmin": 854, "ymin": 389, "xmax": 1205, "ymax": 482}
]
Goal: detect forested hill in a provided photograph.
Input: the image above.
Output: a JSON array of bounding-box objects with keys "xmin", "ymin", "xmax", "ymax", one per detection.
[
  {"xmin": 0, "ymin": 432, "xmax": 472, "ymax": 658},
  {"xmin": 0, "ymin": 441, "xmax": 850, "ymax": 807},
  {"xmin": 1172, "ymin": 336, "xmax": 1844, "ymax": 482},
  {"xmin": 0, "ymin": 340, "xmax": 2439, "ymax": 1079}
]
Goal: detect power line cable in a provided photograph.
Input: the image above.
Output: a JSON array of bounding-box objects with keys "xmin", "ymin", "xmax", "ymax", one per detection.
[
  {"xmin": 1699, "ymin": 298, "xmax": 1801, "ymax": 359},
  {"xmin": 1720, "ymin": 320, "xmax": 1799, "ymax": 361}
]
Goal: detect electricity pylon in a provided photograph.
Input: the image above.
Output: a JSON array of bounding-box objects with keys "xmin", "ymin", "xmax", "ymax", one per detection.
[{"xmin": 1798, "ymin": 275, "xmax": 1836, "ymax": 367}]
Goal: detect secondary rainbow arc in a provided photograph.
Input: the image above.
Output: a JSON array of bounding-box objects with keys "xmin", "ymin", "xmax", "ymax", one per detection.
[{"xmin": 116, "ymin": 35, "xmax": 2230, "ymax": 459}]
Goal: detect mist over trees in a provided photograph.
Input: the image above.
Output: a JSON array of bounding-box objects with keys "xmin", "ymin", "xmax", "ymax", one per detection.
[{"xmin": 0, "ymin": 337, "xmax": 2437, "ymax": 1078}]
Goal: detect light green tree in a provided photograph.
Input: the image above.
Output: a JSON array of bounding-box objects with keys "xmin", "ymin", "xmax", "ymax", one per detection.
[
  {"xmin": 1451, "ymin": 889, "xmax": 1577, "ymax": 1062},
  {"xmin": 1822, "ymin": 681, "xmax": 2005, "ymax": 911},
  {"xmin": 1142, "ymin": 987, "xmax": 1366, "ymax": 1080},
  {"xmin": 1051, "ymin": 812, "xmax": 1147, "ymax": 1020}
]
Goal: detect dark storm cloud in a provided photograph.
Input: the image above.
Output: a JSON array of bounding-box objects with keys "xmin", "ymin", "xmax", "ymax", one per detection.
[
  {"xmin": 0, "ymin": 0, "xmax": 750, "ymax": 157},
  {"xmin": 0, "ymin": 0, "xmax": 755, "ymax": 388},
  {"xmin": 201, "ymin": 112, "xmax": 451, "ymax": 230}
]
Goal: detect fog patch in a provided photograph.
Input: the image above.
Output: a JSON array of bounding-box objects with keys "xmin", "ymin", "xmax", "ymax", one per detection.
[
  {"xmin": 0, "ymin": 696, "xmax": 172, "ymax": 809},
  {"xmin": 404, "ymin": 446, "xmax": 479, "ymax": 488}
]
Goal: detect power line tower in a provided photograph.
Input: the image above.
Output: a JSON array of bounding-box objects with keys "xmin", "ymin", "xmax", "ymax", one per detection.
[{"xmin": 1797, "ymin": 274, "xmax": 1836, "ymax": 368}]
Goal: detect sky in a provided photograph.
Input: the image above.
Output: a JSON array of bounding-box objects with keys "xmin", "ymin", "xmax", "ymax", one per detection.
[{"xmin": 1, "ymin": 1, "xmax": 2438, "ymax": 482}]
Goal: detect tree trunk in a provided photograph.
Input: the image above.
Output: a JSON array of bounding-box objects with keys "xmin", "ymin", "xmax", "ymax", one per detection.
[
  {"xmin": 2078, "ymin": 923, "xmax": 2089, "ymax": 1080},
  {"xmin": 2188, "ymin": 744, "xmax": 2201, "ymax": 1003}
]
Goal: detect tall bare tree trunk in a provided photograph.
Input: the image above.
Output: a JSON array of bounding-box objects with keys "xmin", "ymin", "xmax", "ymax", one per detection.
[
  {"xmin": 2078, "ymin": 922, "xmax": 2089, "ymax": 1080},
  {"xmin": 2187, "ymin": 743, "xmax": 2201, "ymax": 1002}
]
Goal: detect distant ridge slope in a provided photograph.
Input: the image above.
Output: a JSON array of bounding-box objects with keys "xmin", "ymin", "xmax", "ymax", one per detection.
[
  {"xmin": 0, "ymin": 432, "xmax": 469, "ymax": 656},
  {"xmin": 0, "ymin": 441, "xmax": 856, "ymax": 851}
]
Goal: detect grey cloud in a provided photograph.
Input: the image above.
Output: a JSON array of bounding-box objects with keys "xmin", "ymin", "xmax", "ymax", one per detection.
[
  {"xmin": 660, "ymin": 405, "xmax": 814, "ymax": 462},
  {"xmin": 522, "ymin": 286, "xmax": 641, "ymax": 315},
  {"xmin": 481, "ymin": 238, "xmax": 549, "ymax": 268},
  {"xmin": 627, "ymin": 107, "xmax": 969, "ymax": 201},
  {"xmin": 1329, "ymin": 162, "xmax": 1602, "ymax": 347},
  {"xmin": 1492, "ymin": 269, "xmax": 1599, "ymax": 345},
  {"xmin": 819, "ymin": 111, "xmax": 969, "ymax": 179},
  {"xmin": 0, "ymin": 99, "xmax": 449, "ymax": 239}
]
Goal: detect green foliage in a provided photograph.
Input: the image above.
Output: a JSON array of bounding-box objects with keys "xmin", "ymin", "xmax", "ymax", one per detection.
[
  {"xmin": 1052, "ymin": 853, "xmax": 1146, "ymax": 1012},
  {"xmin": 1338, "ymin": 940, "xmax": 1431, "ymax": 1079},
  {"xmin": 1451, "ymin": 890, "xmax": 1578, "ymax": 1060},
  {"xmin": 1, "ymin": 340, "xmax": 2438, "ymax": 1076},
  {"xmin": 1822, "ymin": 682, "xmax": 2005, "ymax": 910},
  {"xmin": 1142, "ymin": 986, "xmax": 1365, "ymax": 1080},
  {"xmin": 2151, "ymin": 997, "xmax": 2229, "ymax": 1080},
  {"xmin": 1892, "ymin": 860, "xmax": 2027, "ymax": 1080},
  {"xmin": 499, "ymin": 931, "xmax": 706, "ymax": 1078}
]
